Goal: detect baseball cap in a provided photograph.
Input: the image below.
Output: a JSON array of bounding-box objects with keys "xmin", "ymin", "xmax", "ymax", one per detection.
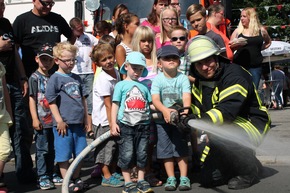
[
  {"xmin": 157, "ymin": 45, "xmax": 180, "ymax": 59},
  {"xmin": 37, "ymin": 43, "xmax": 54, "ymax": 58},
  {"xmin": 120, "ymin": 51, "xmax": 148, "ymax": 77}
]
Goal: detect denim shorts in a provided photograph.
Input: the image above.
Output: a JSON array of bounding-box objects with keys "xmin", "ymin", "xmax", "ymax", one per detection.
[
  {"xmin": 156, "ymin": 123, "xmax": 189, "ymax": 159},
  {"xmin": 53, "ymin": 124, "xmax": 87, "ymax": 162},
  {"xmin": 117, "ymin": 122, "xmax": 150, "ymax": 170},
  {"xmin": 94, "ymin": 124, "xmax": 118, "ymax": 165}
]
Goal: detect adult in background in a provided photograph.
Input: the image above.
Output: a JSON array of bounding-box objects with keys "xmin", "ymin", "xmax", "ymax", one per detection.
[
  {"xmin": 207, "ymin": 4, "xmax": 233, "ymax": 61},
  {"xmin": 0, "ymin": 0, "xmax": 34, "ymax": 184},
  {"xmin": 169, "ymin": 0, "xmax": 189, "ymax": 30},
  {"xmin": 13, "ymin": 0, "xmax": 75, "ymax": 77},
  {"xmin": 183, "ymin": 35, "xmax": 270, "ymax": 189},
  {"xmin": 230, "ymin": 7, "xmax": 271, "ymax": 89},
  {"xmin": 271, "ymin": 64, "xmax": 285, "ymax": 109}
]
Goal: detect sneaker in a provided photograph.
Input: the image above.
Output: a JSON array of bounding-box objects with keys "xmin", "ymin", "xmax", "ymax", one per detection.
[
  {"xmin": 52, "ymin": 173, "xmax": 63, "ymax": 186},
  {"xmin": 91, "ymin": 165, "xmax": 102, "ymax": 178},
  {"xmin": 179, "ymin": 176, "xmax": 191, "ymax": 191},
  {"xmin": 164, "ymin": 176, "xmax": 177, "ymax": 191},
  {"xmin": 112, "ymin": 172, "xmax": 124, "ymax": 181},
  {"xmin": 38, "ymin": 175, "xmax": 55, "ymax": 190},
  {"xmin": 137, "ymin": 180, "xmax": 154, "ymax": 193},
  {"xmin": 228, "ymin": 175, "xmax": 256, "ymax": 190},
  {"xmin": 101, "ymin": 175, "xmax": 124, "ymax": 187},
  {"xmin": 123, "ymin": 182, "xmax": 139, "ymax": 193}
]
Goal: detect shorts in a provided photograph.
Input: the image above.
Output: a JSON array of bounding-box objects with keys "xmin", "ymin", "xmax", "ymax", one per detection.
[
  {"xmin": 94, "ymin": 124, "xmax": 118, "ymax": 165},
  {"xmin": 156, "ymin": 123, "xmax": 188, "ymax": 159},
  {"xmin": 0, "ymin": 123, "xmax": 11, "ymax": 162},
  {"xmin": 53, "ymin": 124, "xmax": 87, "ymax": 162},
  {"xmin": 117, "ymin": 122, "xmax": 150, "ymax": 170}
]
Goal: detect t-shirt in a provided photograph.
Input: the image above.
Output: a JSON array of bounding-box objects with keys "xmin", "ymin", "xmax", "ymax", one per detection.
[
  {"xmin": 29, "ymin": 71, "xmax": 52, "ymax": 128},
  {"xmin": 92, "ymin": 68, "xmax": 120, "ymax": 126},
  {"xmin": 72, "ymin": 32, "xmax": 98, "ymax": 75},
  {"xmin": 13, "ymin": 11, "xmax": 73, "ymax": 77},
  {"xmin": 45, "ymin": 72, "xmax": 87, "ymax": 126},
  {"xmin": 138, "ymin": 65, "xmax": 158, "ymax": 90},
  {"xmin": 0, "ymin": 17, "xmax": 16, "ymax": 84},
  {"xmin": 141, "ymin": 20, "xmax": 160, "ymax": 34},
  {"xmin": 151, "ymin": 72, "xmax": 191, "ymax": 108},
  {"xmin": 113, "ymin": 80, "xmax": 152, "ymax": 126}
]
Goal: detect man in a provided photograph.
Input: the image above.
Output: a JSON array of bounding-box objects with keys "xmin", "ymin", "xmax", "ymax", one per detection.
[
  {"xmin": 0, "ymin": 0, "xmax": 33, "ymax": 184},
  {"xmin": 13, "ymin": 0, "xmax": 75, "ymax": 77},
  {"xmin": 183, "ymin": 35, "xmax": 270, "ymax": 189}
]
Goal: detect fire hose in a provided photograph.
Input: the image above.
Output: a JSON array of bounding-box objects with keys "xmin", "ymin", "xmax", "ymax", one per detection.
[{"xmin": 62, "ymin": 130, "xmax": 111, "ymax": 193}]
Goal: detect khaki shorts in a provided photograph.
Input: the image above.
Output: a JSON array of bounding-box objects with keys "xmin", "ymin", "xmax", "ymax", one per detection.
[{"xmin": 0, "ymin": 123, "xmax": 11, "ymax": 162}]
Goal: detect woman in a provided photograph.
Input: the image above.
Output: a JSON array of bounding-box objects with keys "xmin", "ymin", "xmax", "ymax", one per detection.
[{"xmin": 230, "ymin": 7, "xmax": 271, "ymax": 89}]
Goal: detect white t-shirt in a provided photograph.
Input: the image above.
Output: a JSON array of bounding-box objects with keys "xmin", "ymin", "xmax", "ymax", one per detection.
[
  {"xmin": 92, "ymin": 68, "xmax": 120, "ymax": 126},
  {"xmin": 72, "ymin": 32, "xmax": 98, "ymax": 75}
]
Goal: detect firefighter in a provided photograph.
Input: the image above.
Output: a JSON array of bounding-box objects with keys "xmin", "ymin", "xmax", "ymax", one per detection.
[{"xmin": 184, "ymin": 35, "xmax": 271, "ymax": 189}]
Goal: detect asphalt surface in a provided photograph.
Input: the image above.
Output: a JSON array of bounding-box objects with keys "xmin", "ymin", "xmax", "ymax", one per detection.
[{"xmin": 3, "ymin": 106, "xmax": 290, "ymax": 193}]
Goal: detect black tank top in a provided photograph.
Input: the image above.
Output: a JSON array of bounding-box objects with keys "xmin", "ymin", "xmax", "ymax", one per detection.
[{"xmin": 233, "ymin": 31, "xmax": 264, "ymax": 68}]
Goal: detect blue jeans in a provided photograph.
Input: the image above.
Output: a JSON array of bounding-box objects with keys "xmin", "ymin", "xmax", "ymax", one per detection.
[
  {"xmin": 7, "ymin": 82, "xmax": 35, "ymax": 183},
  {"xmin": 117, "ymin": 122, "xmax": 150, "ymax": 170},
  {"xmin": 248, "ymin": 67, "xmax": 262, "ymax": 89},
  {"xmin": 35, "ymin": 128, "xmax": 55, "ymax": 177},
  {"xmin": 78, "ymin": 74, "xmax": 94, "ymax": 114}
]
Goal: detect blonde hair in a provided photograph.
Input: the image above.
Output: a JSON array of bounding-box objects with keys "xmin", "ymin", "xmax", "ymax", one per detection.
[
  {"xmin": 131, "ymin": 26, "xmax": 157, "ymax": 72},
  {"xmin": 186, "ymin": 4, "xmax": 206, "ymax": 20},
  {"xmin": 53, "ymin": 41, "xmax": 78, "ymax": 58},
  {"xmin": 160, "ymin": 6, "xmax": 181, "ymax": 44},
  {"xmin": 236, "ymin": 7, "xmax": 261, "ymax": 36}
]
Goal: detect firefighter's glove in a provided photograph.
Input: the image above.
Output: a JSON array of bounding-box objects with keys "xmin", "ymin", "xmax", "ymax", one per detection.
[{"xmin": 177, "ymin": 114, "xmax": 198, "ymax": 133}]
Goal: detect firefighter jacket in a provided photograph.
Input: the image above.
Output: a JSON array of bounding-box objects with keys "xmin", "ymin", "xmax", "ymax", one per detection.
[{"xmin": 190, "ymin": 60, "xmax": 271, "ymax": 147}]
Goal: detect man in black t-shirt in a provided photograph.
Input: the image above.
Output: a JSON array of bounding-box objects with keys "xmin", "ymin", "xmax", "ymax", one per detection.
[
  {"xmin": 13, "ymin": 0, "xmax": 75, "ymax": 77},
  {"xmin": 0, "ymin": 0, "xmax": 34, "ymax": 184}
]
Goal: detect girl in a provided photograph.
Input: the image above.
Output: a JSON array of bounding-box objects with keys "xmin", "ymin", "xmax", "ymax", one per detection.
[
  {"xmin": 115, "ymin": 12, "xmax": 140, "ymax": 79},
  {"xmin": 155, "ymin": 6, "xmax": 181, "ymax": 49},
  {"xmin": 109, "ymin": 4, "xmax": 129, "ymax": 38}
]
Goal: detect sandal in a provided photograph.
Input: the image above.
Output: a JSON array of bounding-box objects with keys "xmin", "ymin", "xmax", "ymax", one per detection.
[
  {"xmin": 69, "ymin": 178, "xmax": 87, "ymax": 193},
  {"xmin": 145, "ymin": 173, "xmax": 163, "ymax": 187}
]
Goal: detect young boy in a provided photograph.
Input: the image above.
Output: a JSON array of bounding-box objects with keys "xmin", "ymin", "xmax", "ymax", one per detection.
[
  {"xmin": 111, "ymin": 52, "xmax": 154, "ymax": 193},
  {"xmin": 29, "ymin": 43, "xmax": 62, "ymax": 190},
  {"xmin": 169, "ymin": 26, "xmax": 195, "ymax": 83},
  {"xmin": 90, "ymin": 43, "xmax": 123, "ymax": 187},
  {"xmin": 0, "ymin": 62, "xmax": 13, "ymax": 192},
  {"xmin": 151, "ymin": 45, "xmax": 192, "ymax": 191},
  {"xmin": 45, "ymin": 41, "xmax": 88, "ymax": 192}
]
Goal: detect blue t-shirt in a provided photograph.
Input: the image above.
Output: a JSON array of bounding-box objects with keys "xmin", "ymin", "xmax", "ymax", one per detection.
[
  {"xmin": 45, "ymin": 72, "xmax": 87, "ymax": 126},
  {"xmin": 113, "ymin": 80, "xmax": 152, "ymax": 126},
  {"xmin": 151, "ymin": 72, "xmax": 191, "ymax": 107}
]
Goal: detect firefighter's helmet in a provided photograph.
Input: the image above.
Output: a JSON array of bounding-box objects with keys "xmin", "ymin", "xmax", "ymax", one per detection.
[{"xmin": 186, "ymin": 35, "xmax": 225, "ymax": 63}]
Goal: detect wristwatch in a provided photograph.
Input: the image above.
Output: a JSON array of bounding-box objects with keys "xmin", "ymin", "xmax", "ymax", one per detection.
[{"xmin": 20, "ymin": 77, "xmax": 28, "ymax": 81}]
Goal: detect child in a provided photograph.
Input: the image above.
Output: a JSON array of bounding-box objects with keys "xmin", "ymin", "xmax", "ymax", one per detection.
[
  {"xmin": 0, "ymin": 62, "xmax": 13, "ymax": 192},
  {"xmin": 90, "ymin": 43, "xmax": 123, "ymax": 187},
  {"xmin": 111, "ymin": 52, "xmax": 154, "ymax": 193},
  {"xmin": 169, "ymin": 26, "xmax": 195, "ymax": 83},
  {"xmin": 131, "ymin": 25, "xmax": 162, "ymax": 187},
  {"xmin": 45, "ymin": 41, "xmax": 88, "ymax": 193},
  {"xmin": 155, "ymin": 6, "xmax": 181, "ymax": 49},
  {"xmin": 151, "ymin": 45, "xmax": 192, "ymax": 191},
  {"xmin": 29, "ymin": 43, "xmax": 62, "ymax": 190},
  {"xmin": 115, "ymin": 12, "xmax": 139, "ymax": 79}
]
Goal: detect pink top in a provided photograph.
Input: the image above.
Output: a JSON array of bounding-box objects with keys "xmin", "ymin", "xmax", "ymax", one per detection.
[
  {"xmin": 155, "ymin": 36, "xmax": 171, "ymax": 49},
  {"xmin": 141, "ymin": 20, "xmax": 160, "ymax": 34}
]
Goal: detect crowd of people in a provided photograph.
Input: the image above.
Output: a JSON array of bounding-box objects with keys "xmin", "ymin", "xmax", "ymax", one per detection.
[{"xmin": 1, "ymin": 0, "xmax": 289, "ymax": 192}]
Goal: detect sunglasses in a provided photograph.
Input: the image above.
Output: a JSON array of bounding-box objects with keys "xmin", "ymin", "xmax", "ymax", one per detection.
[
  {"xmin": 39, "ymin": 0, "xmax": 55, "ymax": 7},
  {"xmin": 171, "ymin": 36, "xmax": 186, "ymax": 42}
]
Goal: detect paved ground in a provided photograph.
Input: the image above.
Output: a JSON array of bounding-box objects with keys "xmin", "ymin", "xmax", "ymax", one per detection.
[{"xmin": 3, "ymin": 106, "xmax": 290, "ymax": 193}]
